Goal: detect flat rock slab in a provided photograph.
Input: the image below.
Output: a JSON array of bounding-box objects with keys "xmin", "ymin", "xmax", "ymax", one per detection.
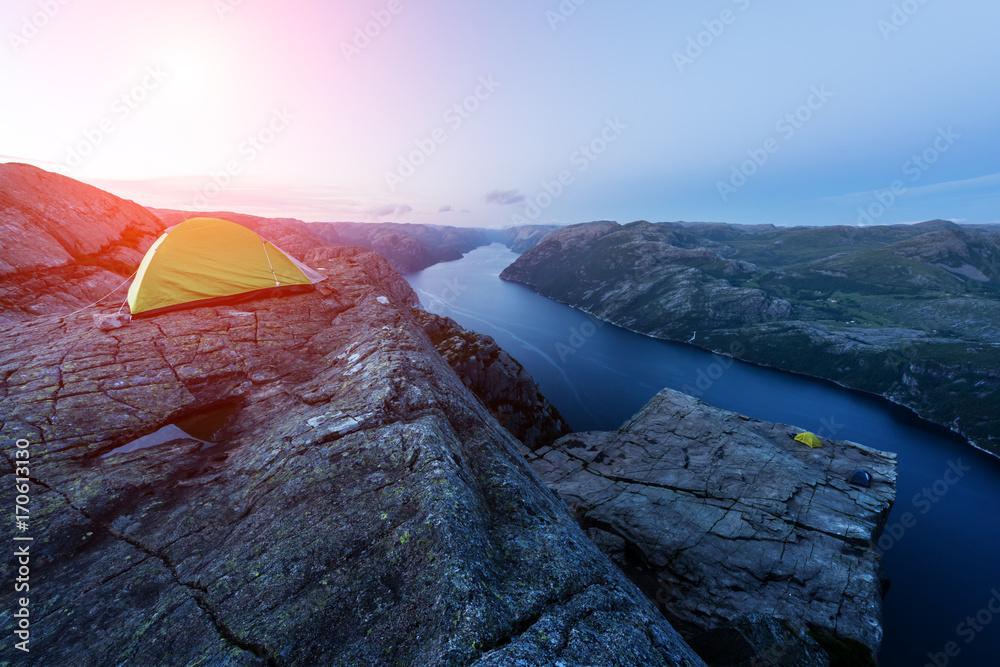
[
  {"xmin": 0, "ymin": 254, "xmax": 705, "ymax": 667},
  {"xmin": 527, "ymin": 388, "xmax": 897, "ymax": 655}
]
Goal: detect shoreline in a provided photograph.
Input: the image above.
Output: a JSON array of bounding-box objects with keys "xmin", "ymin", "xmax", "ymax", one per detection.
[{"xmin": 501, "ymin": 277, "xmax": 999, "ymax": 463}]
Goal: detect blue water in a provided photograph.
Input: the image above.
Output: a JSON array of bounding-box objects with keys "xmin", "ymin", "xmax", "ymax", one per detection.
[{"xmin": 407, "ymin": 243, "xmax": 1000, "ymax": 667}]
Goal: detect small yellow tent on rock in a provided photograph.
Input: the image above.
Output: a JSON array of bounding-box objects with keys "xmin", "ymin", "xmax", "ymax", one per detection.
[
  {"xmin": 794, "ymin": 432, "xmax": 823, "ymax": 449},
  {"xmin": 127, "ymin": 217, "xmax": 325, "ymax": 316}
]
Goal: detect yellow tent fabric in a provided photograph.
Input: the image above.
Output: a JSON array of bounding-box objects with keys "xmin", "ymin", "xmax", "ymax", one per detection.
[
  {"xmin": 794, "ymin": 432, "xmax": 823, "ymax": 448},
  {"xmin": 127, "ymin": 217, "xmax": 324, "ymax": 316}
]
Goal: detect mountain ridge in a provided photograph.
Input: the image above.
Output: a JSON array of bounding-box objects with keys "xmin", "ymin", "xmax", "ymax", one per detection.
[{"xmin": 501, "ymin": 219, "xmax": 1000, "ymax": 456}]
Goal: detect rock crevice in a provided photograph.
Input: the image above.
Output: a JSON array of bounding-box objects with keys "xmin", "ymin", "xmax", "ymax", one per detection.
[
  {"xmin": 527, "ymin": 388, "xmax": 897, "ymax": 658},
  {"xmin": 1, "ymin": 247, "xmax": 705, "ymax": 665}
]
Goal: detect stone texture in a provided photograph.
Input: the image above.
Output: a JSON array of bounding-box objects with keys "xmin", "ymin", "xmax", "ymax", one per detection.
[
  {"xmin": 0, "ymin": 163, "xmax": 166, "ymax": 323},
  {"xmin": 527, "ymin": 388, "xmax": 896, "ymax": 658},
  {"xmin": 412, "ymin": 309, "xmax": 572, "ymax": 451},
  {"xmin": 0, "ymin": 163, "xmax": 163, "ymax": 275},
  {"xmin": 0, "ymin": 252, "xmax": 705, "ymax": 666},
  {"xmin": 686, "ymin": 614, "xmax": 831, "ymax": 667}
]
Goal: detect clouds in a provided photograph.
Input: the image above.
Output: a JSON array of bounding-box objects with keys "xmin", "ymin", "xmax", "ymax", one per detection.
[
  {"xmin": 483, "ymin": 189, "xmax": 526, "ymax": 206},
  {"xmin": 4, "ymin": 1, "xmax": 999, "ymax": 227},
  {"xmin": 368, "ymin": 204, "xmax": 397, "ymax": 218},
  {"xmin": 825, "ymin": 173, "xmax": 1000, "ymax": 205},
  {"xmin": 368, "ymin": 203, "xmax": 412, "ymax": 219}
]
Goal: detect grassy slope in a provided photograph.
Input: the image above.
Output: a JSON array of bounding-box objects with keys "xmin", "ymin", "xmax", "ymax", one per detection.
[
  {"xmin": 508, "ymin": 221, "xmax": 1000, "ymax": 455},
  {"xmin": 713, "ymin": 225, "xmax": 1000, "ymax": 453}
]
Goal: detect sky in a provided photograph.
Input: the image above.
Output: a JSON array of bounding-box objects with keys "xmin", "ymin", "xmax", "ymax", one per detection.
[{"xmin": 1, "ymin": 0, "xmax": 998, "ymax": 228}]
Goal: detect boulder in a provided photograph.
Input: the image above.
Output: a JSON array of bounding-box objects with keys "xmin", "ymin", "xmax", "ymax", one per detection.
[{"xmin": 527, "ymin": 388, "xmax": 896, "ymax": 659}]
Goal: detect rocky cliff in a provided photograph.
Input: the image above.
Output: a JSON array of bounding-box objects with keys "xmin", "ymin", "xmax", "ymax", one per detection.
[
  {"xmin": 501, "ymin": 220, "xmax": 1000, "ymax": 455},
  {"xmin": 1, "ymin": 168, "xmax": 903, "ymax": 666},
  {"xmin": 412, "ymin": 309, "xmax": 572, "ymax": 451},
  {"xmin": 0, "ymin": 172, "xmax": 706, "ymax": 665},
  {"xmin": 0, "ymin": 163, "xmax": 166, "ymax": 323},
  {"xmin": 0, "ymin": 254, "xmax": 708, "ymax": 666},
  {"xmin": 527, "ymin": 388, "xmax": 896, "ymax": 663}
]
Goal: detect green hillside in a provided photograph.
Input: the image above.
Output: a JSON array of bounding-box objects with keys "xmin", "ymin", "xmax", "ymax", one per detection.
[{"xmin": 501, "ymin": 220, "xmax": 1000, "ymax": 455}]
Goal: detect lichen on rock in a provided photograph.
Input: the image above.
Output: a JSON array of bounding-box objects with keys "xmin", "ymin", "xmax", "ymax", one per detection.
[
  {"xmin": 527, "ymin": 388, "xmax": 896, "ymax": 659},
  {"xmin": 0, "ymin": 251, "xmax": 705, "ymax": 666}
]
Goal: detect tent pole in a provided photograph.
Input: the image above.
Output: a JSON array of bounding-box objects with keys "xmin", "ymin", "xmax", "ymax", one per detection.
[{"xmin": 262, "ymin": 242, "xmax": 280, "ymax": 286}]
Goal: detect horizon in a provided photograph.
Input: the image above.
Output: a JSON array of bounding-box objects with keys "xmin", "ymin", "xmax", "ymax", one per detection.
[
  {"xmin": 145, "ymin": 203, "xmax": 984, "ymax": 232},
  {"xmin": 2, "ymin": 1, "xmax": 999, "ymax": 228},
  {"xmin": 3, "ymin": 3, "xmax": 1000, "ymax": 662},
  {"xmin": 5, "ymin": 160, "xmax": 995, "ymax": 232}
]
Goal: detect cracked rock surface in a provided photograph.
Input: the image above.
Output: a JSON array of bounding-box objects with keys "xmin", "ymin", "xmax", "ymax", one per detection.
[
  {"xmin": 413, "ymin": 309, "xmax": 572, "ymax": 451},
  {"xmin": 0, "ymin": 252, "xmax": 705, "ymax": 666},
  {"xmin": 0, "ymin": 163, "xmax": 166, "ymax": 323},
  {"xmin": 526, "ymin": 388, "xmax": 896, "ymax": 657}
]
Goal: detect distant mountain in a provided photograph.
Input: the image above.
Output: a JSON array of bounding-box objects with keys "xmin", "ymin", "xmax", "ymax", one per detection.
[
  {"xmin": 1, "ymin": 167, "xmax": 893, "ymax": 665},
  {"xmin": 502, "ymin": 219, "xmax": 1000, "ymax": 455},
  {"xmin": 501, "ymin": 224, "xmax": 563, "ymax": 253},
  {"xmin": 0, "ymin": 165, "xmax": 508, "ymax": 322},
  {"xmin": 317, "ymin": 221, "xmax": 499, "ymax": 273},
  {"xmin": 151, "ymin": 210, "xmax": 510, "ymax": 274},
  {"xmin": 962, "ymin": 222, "xmax": 1000, "ymax": 234},
  {"xmin": 148, "ymin": 208, "xmax": 335, "ymax": 258},
  {"xmin": 500, "ymin": 221, "xmax": 793, "ymax": 333}
]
